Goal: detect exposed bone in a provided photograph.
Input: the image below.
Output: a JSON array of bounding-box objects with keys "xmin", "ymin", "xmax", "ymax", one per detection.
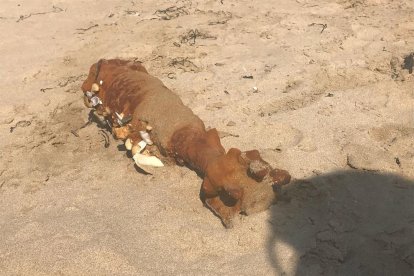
[
  {"xmin": 138, "ymin": 140, "xmax": 147, "ymax": 151},
  {"xmin": 131, "ymin": 145, "xmax": 139, "ymax": 156},
  {"xmin": 115, "ymin": 112, "xmax": 123, "ymax": 121},
  {"xmin": 91, "ymin": 83, "xmax": 100, "ymax": 92},
  {"xmin": 85, "ymin": 91, "xmax": 94, "ymax": 98},
  {"xmin": 114, "ymin": 112, "xmax": 132, "ymax": 126},
  {"xmin": 131, "ymin": 140, "xmax": 147, "ymax": 156},
  {"xmin": 139, "ymin": 130, "xmax": 153, "ymax": 145},
  {"xmin": 90, "ymin": 96, "xmax": 102, "ymax": 107},
  {"xmin": 83, "ymin": 95, "xmax": 93, "ymax": 108},
  {"xmin": 146, "ymin": 125, "xmax": 153, "ymax": 131},
  {"xmin": 133, "ymin": 153, "xmax": 164, "ymax": 167},
  {"xmin": 125, "ymin": 138, "xmax": 132, "ymax": 150}
]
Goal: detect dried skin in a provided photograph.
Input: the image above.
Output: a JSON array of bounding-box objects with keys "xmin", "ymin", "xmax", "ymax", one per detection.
[{"xmin": 81, "ymin": 59, "xmax": 291, "ymax": 227}]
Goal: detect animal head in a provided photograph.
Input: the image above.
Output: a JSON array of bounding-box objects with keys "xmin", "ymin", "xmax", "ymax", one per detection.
[{"xmin": 203, "ymin": 148, "xmax": 291, "ymax": 216}]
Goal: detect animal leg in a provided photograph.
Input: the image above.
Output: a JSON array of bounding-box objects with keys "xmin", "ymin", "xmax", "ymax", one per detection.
[{"xmin": 205, "ymin": 195, "xmax": 241, "ymax": 228}]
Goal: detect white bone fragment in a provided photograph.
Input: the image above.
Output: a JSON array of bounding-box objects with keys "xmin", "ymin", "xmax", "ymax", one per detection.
[
  {"xmin": 115, "ymin": 112, "xmax": 123, "ymax": 120},
  {"xmin": 99, "ymin": 80, "xmax": 103, "ymax": 85},
  {"xmin": 90, "ymin": 96, "xmax": 102, "ymax": 107},
  {"xmin": 115, "ymin": 112, "xmax": 124, "ymax": 125},
  {"xmin": 131, "ymin": 145, "xmax": 139, "ymax": 156},
  {"xmin": 139, "ymin": 130, "xmax": 153, "ymax": 145},
  {"xmin": 84, "ymin": 96, "xmax": 93, "ymax": 108},
  {"xmin": 131, "ymin": 140, "xmax": 147, "ymax": 156},
  {"xmin": 138, "ymin": 140, "xmax": 147, "ymax": 149},
  {"xmin": 133, "ymin": 153, "xmax": 164, "ymax": 167},
  {"xmin": 91, "ymin": 83, "xmax": 100, "ymax": 92},
  {"xmin": 85, "ymin": 91, "xmax": 94, "ymax": 98},
  {"xmin": 125, "ymin": 138, "xmax": 132, "ymax": 151}
]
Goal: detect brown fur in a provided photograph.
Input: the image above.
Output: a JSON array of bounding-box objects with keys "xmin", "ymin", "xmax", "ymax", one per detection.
[{"xmin": 81, "ymin": 59, "xmax": 291, "ymax": 227}]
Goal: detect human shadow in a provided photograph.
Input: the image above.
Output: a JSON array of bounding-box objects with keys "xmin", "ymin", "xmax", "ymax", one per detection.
[{"xmin": 267, "ymin": 170, "xmax": 414, "ymax": 275}]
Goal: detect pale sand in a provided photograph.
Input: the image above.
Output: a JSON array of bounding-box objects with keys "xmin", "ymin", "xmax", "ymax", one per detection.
[{"xmin": 0, "ymin": 0, "xmax": 413, "ymax": 275}]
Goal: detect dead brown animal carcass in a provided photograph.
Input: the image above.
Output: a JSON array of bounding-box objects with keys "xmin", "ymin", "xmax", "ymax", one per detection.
[{"xmin": 81, "ymin": 59, "xmax": 291, "ymax": 228}]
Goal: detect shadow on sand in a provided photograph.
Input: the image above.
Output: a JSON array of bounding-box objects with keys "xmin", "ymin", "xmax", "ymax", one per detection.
[{"xmin": 267, "ymin": 170, "xmax": 414, "ymax": 275}]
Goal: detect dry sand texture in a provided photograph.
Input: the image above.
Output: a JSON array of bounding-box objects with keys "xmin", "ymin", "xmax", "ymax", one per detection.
[{"xmin": 1, "ymin": 0, "xmax": 414, "ymax": 275}]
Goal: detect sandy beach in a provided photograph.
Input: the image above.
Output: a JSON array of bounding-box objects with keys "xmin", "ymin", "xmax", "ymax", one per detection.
[{"xmin": 0, "ymin": 0, "xmax": 413, "ymax": 275}]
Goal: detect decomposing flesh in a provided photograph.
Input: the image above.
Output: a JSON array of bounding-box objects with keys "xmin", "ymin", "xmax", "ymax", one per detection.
[{"xmin": 81, "ymin": 59, "xmax": 291, "ymax": 227}]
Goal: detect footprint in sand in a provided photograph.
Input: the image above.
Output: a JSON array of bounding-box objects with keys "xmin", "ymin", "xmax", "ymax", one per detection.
[
  {"xmin": 368, "ymin": 124, "xmax": 414, "ymax": 172},
  {"xmin": 344, "ymin": 144, "xmax": 399, "ymax": 172}
]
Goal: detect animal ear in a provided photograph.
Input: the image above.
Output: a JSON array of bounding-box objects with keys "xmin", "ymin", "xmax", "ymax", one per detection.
[{"xmin": 201, "ymin": 176, "xmax": 216, "ymax": 199}]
